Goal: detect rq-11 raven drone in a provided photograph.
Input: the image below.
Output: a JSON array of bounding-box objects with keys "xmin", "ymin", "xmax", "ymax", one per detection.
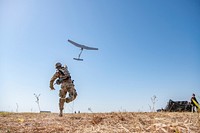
[{"xmin": 68, "ymin": 39, "xmax": 98, "ymax": 61}]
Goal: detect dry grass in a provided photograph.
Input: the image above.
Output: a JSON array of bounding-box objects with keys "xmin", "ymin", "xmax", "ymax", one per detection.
[{"xmin": 0, "ymin": 112, "xmax": 199, "ymax": 133}]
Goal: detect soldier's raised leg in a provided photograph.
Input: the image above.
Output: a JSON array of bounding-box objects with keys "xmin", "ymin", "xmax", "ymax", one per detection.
[{"xmin": 66, "ymin": 88, "xmax": 77, "ymax": 103}]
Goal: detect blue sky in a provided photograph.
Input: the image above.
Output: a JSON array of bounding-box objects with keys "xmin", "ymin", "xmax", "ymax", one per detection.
[{"xmin": 0, "ymin": 0, "xmax": 200, "ymax": 113}]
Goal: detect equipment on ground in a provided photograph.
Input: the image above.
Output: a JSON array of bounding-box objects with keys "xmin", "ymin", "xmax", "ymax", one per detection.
[
  {"xmin": 157, "ymin": 99, "xmax": 192, "ymax": 112},
  {"xmin": 68, "ymin": 39, "xmax": 98, "ymax": 61}
]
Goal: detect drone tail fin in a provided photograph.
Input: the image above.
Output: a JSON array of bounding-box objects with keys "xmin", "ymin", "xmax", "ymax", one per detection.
[{"xmin": 73, "ymin": 58, "xmax": 83, "ymax": 61}]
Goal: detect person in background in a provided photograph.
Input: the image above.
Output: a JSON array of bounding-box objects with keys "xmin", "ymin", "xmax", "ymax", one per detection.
[{"xmin": 191, "ymin": 93, "xmax": 199, "ymax": 112}]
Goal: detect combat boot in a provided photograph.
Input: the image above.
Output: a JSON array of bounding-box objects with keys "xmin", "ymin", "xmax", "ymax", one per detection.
[
  {"xmin": 59, "ymin": 110, "xmax": 63, "ymax": 117},
  {"xmin": 66, "ymin": 97, "xmax": 70, "ymax": 103}
]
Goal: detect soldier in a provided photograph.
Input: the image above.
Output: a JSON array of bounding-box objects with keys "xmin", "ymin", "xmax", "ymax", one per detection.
[
  {"xmin": 191, "ymin": 93, "xmax": 199, "ymax": 112},
  {"xmin": 49, "ymin": 62, "xmax": 77, "ymax": 117}
]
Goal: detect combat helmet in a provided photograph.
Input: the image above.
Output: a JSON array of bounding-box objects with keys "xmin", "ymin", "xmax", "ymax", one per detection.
[{"xmin": 55, "ymin": 62, "xmax": 62, "ymax": 69}]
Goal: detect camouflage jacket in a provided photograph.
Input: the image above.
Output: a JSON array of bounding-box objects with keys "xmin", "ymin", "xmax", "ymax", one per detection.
[{"xmin": 50, "ymin": 66, "xmax": 71, "ymax": 87}]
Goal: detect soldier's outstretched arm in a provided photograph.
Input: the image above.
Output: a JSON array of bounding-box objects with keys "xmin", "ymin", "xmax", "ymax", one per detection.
[{"xmin": 49, "ymin": 72, "xmax": 59, "ymax": 90}]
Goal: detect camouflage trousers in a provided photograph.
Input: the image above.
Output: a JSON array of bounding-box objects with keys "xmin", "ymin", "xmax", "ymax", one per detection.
[{"xmin": 59, "ymin": 82, "xmax": 77, "ymax": 111}]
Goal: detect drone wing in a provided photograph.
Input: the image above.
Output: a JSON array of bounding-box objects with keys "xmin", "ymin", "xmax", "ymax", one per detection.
[{"xmin": 68, "ymin": 39, "xmax": 98, "ymax": 50}]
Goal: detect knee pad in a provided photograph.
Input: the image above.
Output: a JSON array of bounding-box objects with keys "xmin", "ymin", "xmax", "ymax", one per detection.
[{"xmin": 59, "ymin": 98, "xmax": 66, "ymax": 103}]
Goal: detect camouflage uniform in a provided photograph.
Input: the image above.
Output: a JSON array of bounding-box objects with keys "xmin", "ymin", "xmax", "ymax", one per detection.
[{"xmin": 50, "ymin": 63, "xmax": 77, "ymax": 117}]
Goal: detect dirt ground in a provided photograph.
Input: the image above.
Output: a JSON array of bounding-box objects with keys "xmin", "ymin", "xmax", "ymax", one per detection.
[{"xmin": 0, "ymin": 112, "xmax": 199, "ymax": 133}]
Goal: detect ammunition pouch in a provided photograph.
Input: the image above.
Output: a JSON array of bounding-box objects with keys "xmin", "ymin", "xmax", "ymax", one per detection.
[
  {"xmin": 63, "ymin": 76, "xmax": 71, "ymax": 82},
  {"xmin": 66, "ymin": 76, "xmax": 71, "ymax": 80}
]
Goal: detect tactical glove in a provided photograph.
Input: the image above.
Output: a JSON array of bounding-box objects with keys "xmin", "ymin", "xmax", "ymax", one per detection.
[
  {"xmin": 50, "ymin": 87, "xmax": 55, "ymax": 90},
  {"xmin": 50, "ymin": 84, "xmax": 55, "ymax": 90}
]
